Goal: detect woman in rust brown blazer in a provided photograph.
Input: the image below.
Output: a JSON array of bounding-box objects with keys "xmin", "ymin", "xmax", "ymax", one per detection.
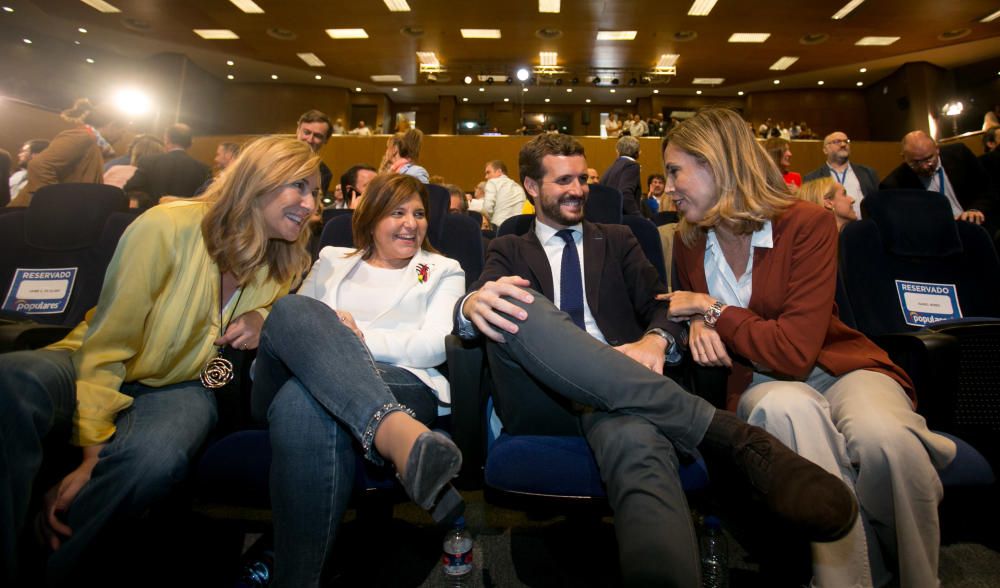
[{"xmin": 661, "ymin": 108, "xmax": 955, "ymax": 588}]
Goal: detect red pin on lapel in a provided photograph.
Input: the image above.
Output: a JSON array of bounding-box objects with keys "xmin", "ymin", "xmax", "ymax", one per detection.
[{"xmin": 416, "ymin": 263, "xmax": 429, "ymax": 283}]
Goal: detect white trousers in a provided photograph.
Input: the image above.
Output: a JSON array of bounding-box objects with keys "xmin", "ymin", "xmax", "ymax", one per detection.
[{"xmin": 738, "ymin": 368, "xmax": 956, "ymax": 588}]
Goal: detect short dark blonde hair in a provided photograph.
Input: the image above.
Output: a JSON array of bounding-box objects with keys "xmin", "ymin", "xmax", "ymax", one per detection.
[
  {"xmin": 351, "ymin": 174, "xmax": 438, "ymax": 258},
  {"xmin": 663, "ymin": 108, "xmax": 793, "ymax": 246}
]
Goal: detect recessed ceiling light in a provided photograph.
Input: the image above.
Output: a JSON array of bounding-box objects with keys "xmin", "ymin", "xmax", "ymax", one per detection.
[
  {"xmin": 22, "ymin": 38, "xmax": 31, "ymax": 44},
  {"xmin": 696, "ymin": 90, "xmax": 702, "ymax": 95},
  {"xmin": 86, "ymin": 57, "xmax": 95, "ymax": 63},
  {"xmin": 462, "ymin": 97, "xmax": 469, "ymax": 102},
  {"xmin": 80, "ymin": 0, "xmax": 121, "ymax": 13},
  {"xmin": 2, "ymin": 6, "xmax": 13, "ymax": 12},
  {"xmin": 566, "ymin": 88, "xmax": 573, "ymax": 93},
  {"xmin": 503, "ymin": 97, "xmax": 510, "ymax": 102},
  {"xmin": 626, "ymin": 99, "xmax": 632, "ymax": 103},
  {"xmin": 297, "ymin": 52, "xmax": 325, "ymax": 67},
  {"xmin": 856, "ymin": 81, "xmax": 863, "ymax": 86},
  {"xmin": 540, "ymin": 51, "xmax": 558, "ymax": 66},
  {"xmin": 832, "ymin": 0, "xmax": 865, "ymax": 20},
  {"xmin": 229, "ymin": 0, "xmax": 264, "ymax": 13},
  {"xmin": 479, "ymin": 87, "xmax": 485, "ymax": 92},
  {"xmin": 227, "ymin": 74, "xmax": 234, "ymax": 80},
  {"xmin": 729, "ymin": 33, "xmax": 770, "ymax": 43},
  {"xmin": 78, "ymin": 27, "xmax": 88, "ymax": 34},
  {"xmin": 981, "ymin": 9, "xmax": 1000, "ymax": 22},
  {"xmin": 384, "ymin": 0, "xmax": 411, "ymax": 11},
  {"xmin": 817, "ymin": 80, "xmax": 825, "ymax": 85},
  {"xmin": 544, "ymin": 98, "xmax": 551, "ymax": 103},
  {"xmin": 738, "ymin": 91, "xmax": 745, "ymax": 96},
  {"xmin": 355, "ymin": 87, "xmax": 362, "ymax": 92},
  {"xmin": 539, "ymin": 0, "xmax": 560, "ymax": 13},
  {"xmin": 859, "ymin": 67, "xmax": 867, "ymax": 73},
  {"xmin": 516, "ymin": 68, "xmax": 530, "ymax": 81},
  {"xmin": 653, "ymin": 89, "xmax": 659, "ymax": 94},
  {"xmin": 855, "ymin": 36, "xmax": 899, "ymax": 46},
  {"xmin": 194, "ymin": 29, "xmax": 240, "ymax": 39},
  {"xmin": 271, "ymin": 74, "xmax": 278, "ymax": 80},
  {"xmin": 371, "ymin": 74, "xmax": 402, "ymax": 82},
  {"xmin": 773, "ymin": 79, "xmax": 780, "ymax": 84},
  {"xmin": 315, "ymin": 75, "xmax": 322, "ymax": 80},
  {"xmin": 461, "ymin": 29, "xmax": 501, "ymax": 39},
  {"xmin": 586, "ymin": 98, "xmax": 591, "ymax": 103},
  {"xmin": 610, "ymin": 88, "xmax": 616, "ymax": 93},
  {"xmin": 226, "ymin": 60, "xmax": 235, "ymax": 66},
  {"xmin": 688, "ymin": 0, "xmax": 717, "ymax": 15},
  {"xmin": 416, "ymin": 52, "xmax": 439, "ymax": 66},
  {"xmin": 464, "ymin": 75, "xmax": 473, "ymax": 84},
  {"xmin": 522, "ymin": 87, "xmax": 529, "ymax": 92},
  {"xmin": 597, "ymin": 30, "xmax": 637, "ymax": 41},
  {"xmin": 74, "ymin": 40, "xmax": 81, "ymax": 44},
  {"xmin": 392, "ymin": 87, "xmax": 398, "ymax": 92},
  {"xmin": 693, "ymin": 77, "xmax": 725, "ymax": 85},
  {"xmin": 769, "ymin": 56, "xmax": 799, "ymax": 70},
  {"xmin": 657, "ymin": 54, "xmax": 680, "ymax": 68},
  {"xmin": 326, "ymin": 28, "xmax": 368, "ymax": 39}
]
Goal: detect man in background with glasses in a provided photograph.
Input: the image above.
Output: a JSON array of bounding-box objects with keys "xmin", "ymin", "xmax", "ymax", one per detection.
[{"xmin": 804, "ymin": 131, "xmax": 880, "ymax": 218}]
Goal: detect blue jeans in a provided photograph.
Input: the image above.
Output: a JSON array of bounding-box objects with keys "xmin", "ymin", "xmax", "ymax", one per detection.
[
  {"xmin": 0, "ymin": 349, "xmax": 217, "ymax": 584},
  {"xmin": 251, "ymin": 295, "xmax": 436, "ymax": 588}
]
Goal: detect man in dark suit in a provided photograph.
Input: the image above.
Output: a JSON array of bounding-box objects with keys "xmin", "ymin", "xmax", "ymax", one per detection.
[
  {"xmin": 600, "ymin": 135, "xmax": 642, "ymax": 216},
  {"xmin": 880, "ymin": 130, "xmax": 995, "ymax": 227},
  {"xmin": 979, "ymin": 127, "xmax": 1000, "ymax": 212},
  {"xmin": 803, "ymin": 131, "xmax": 879, "ymax": 219},
  {"xmin": 295, "ymin": 109, "xmax": 334, "ymax": 195},
  {"xmin": 456, "ymin": 134, "xmax": 857, "ymax": 586},
  {"xmin": 123, "ymin": 123, "xmax": 209, "ymax": 206}
]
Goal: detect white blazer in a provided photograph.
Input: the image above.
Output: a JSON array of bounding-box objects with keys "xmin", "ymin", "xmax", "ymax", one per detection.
[{"xmin": 298, "ymin": 247, "xmax": 465, "ymax": 407}]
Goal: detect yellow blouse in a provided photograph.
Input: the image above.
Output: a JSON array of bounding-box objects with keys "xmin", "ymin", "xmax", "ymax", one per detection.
[{"xmin": 48, "ymin": 201, "xmax": 290, "ymax": 446}]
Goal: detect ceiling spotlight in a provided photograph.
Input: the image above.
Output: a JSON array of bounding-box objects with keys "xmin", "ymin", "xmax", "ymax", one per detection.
[
  {"xmin": 486, "ymin": 77, "xmax": 494, "ymax": 84},
  {"xmin": 478, "ymin": 87, "xmax": 485, "ymax": 92},
  {"xmin": 592, "ymin": 76, "xmax": 601, "ymax": 85},
  {"xmin": 610, "ymin": 88, "xmax": 616, "ymax": 93},
  {"xmin": 86, "ymin": 57, "xmax": 95, "ymax": 63},
  {"xmin": 611, "ymin": 78, "xmax": 620, "ymax": 85},
  {"xmin": 859, "ymin": 67, "xmax": 867, "ymax": 73},
  {"xmin": 696, "ymin": 90, "xmax": 702, "ymax": 95},
  {"xmin": 544, "ymin": 98, "xmax": 551, "ymax": 103},
  {"xmin": 628, "ymin": 77, "xmax": 637, "ymax": 86},
  {"xmin": 503, "ymin": 97, "xmax": 510, "ymax": 102},
  {"xmin": 392, "ymin": 87, "xmax": 398, "ymax": 91},
  {"xmin": 78, "ymin": 27, "xmax": 88, "ymax": 34},
  {"xmin": 516, "ymin": 68, "xmax": 530, "ymax": 81},
  {"xmin": 522, "ymin": 87, "xmax": 529, "ymax": 92},
  {"xmin": 641, "ymin": 76, "xmax": 651, "ymax": 84},
  {"xmin": 271, "ymin": 74, "xmax": 278, "ymax": 79},
  {"xmin": 355, "ymin": 87, "xmax": 362, "ymax": 91},
  {"xmin": 817, "ymin": 80, "xmax": 825, "ymax": 85},
  {"xmin": 856, "ymin": 81, "xmax": 863, "ymax": 86},
  {"xmin": 226, "ymin": 60, "xmax": 235, "ymax": 66},
  {"xmin": 464, "ymin": 75, "xmax": 473, "ymax": 84},
  {"xmin": 566, "ymin": 88, "xmax": 573, "ymax": 93},
  {"xmin": 462, "ymin": 97, "xmax": 469, "ymax": 102},
  {"xmin": 315, "ymin": 74, "xmax": 322, "ymax": 80},
  {"xmin": 773, "ymin": 79, "xmax": 780, "ymax": 85},
  {"xmin": 227, "ymin": 74, "xmax": 234, "ymax": 80},
  {"xmin": 505, "ymin": 76, "xmax": 513, "ymax": 85},
  {"xmin": 626, "ymin": 99, "xmax": 632, "ymax": 103},
  {"xmin": 738, "ymin": 90, "xmax": 744, "ymax": 95},
  {"xmin": 586, "ymin": 98, "xmax": 592, "ymax": 103},
  {"xmin": 653, "ymin": 89, "xmax": 659, "ymax": 94}
]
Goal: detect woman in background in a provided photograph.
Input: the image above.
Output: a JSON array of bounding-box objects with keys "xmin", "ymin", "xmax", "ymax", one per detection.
[
  {"xmin": 763, "ymin": 136, "xmax": 801, "ymax": 191},
  {"xmin": 380, "ymin": 128, "xmax": 429, "ymax": 183},
  {"xmin": 798, "ymin": 176, "xmax": 858, "ymax": 232}
]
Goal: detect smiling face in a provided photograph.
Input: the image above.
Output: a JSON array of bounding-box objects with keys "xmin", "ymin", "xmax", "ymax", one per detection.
[
  {"xmin": 663, "ymin": 143, "xmax": 718, "ymax": 223},
  {"xmin": 260, "ymin": 173, "xmax": 319, "ymax": 241},
  {"xmin": 525, "ymin": 154, "xmax": 589, "ymax": 229},
  {"xmin": 648, "ymin": 176, "xmax": 666, "ymax": 197},
  {"xmin": 369, "ymin": 194, "xmax": 428, "ymax": 269},
  {"xmin": 826, "ymin": 183, "xmax": 857, "ymax": 224},
  {"xmin": 296, "ymin": 121, "xmax": 330, "ymax": 152},
  {"xmin": 779, "ymin": 146, "xmax": 793, "ymax": 172},
  {"xmin": 823, "ymin": 132, "xmax": 851, "ymax": 164}
]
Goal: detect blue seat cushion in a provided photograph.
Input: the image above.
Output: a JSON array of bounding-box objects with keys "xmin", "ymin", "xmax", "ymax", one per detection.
[
  {"xmin": 936, "ymin": 431, "xmax": 995, "ymax": 487},
  {"xmin": 485, "ymin": 433, "xmax": 709, "ymax": 498}
]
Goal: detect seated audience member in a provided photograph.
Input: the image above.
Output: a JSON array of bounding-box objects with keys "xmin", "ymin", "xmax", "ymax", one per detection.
[
  {"xmin": 295, "ymin": 110, "xmax": 334, "ymax": 194},
  {"xmin": 458, "ymin": 132, "xmax": 858, "ymax": 587},
  {"xmin": 664, "ymin": 108, "xmax": 955, "ymax": 588},
  {"xmin": 124, "ymin": 123, "xmax": 210, "ymax": 203},
  {"xmin": 340, "ymin": 164, "xmax": 377, "ymax": 209},
  {"xmin": 349, "ymin": 120, "xmax": 373, "ymax": 136},
  {"xmin": 257, "ymin": 174, "xmax": 464, "ymax": 585},
  {"xmin": 193, "ymin": 141, "xmax": 243, "ymax": 197},
  {"xmin": 8, "ymin": 139, "xmax": 49, "ymax": 198},
  {"xmin": 798, "ymin": 177, "xmax": 857, "ymax": 232},
  {"xmin": 804, "ymin": 132, "xmax": 879, "ymax": 220},
  {"xmin": 880, "ymin": 130, "xmax": 994, "ymax": 227},
  {"xmin": 0, "ymin": 136, "xmax": 321, "ymax": 584},
  {"xmin": 980, "ymin": 128, "xmax": 1000, "ymax": 204},
  {"xmin": 586, "ymin": 167, "xmax": 600, "ymax": 184},
  {"xmin": 428, "ymin": 174, "xmax": 446, "ymax": 185},
  {"xmin": 601, "ymin": 135, "xmax": 643, "ymax": 216},
  {"xmin": 331, "ymin": 118, "xmax": 346, "ymax": 136},
  {"xmin": 381, "ymin": 129, "xmax": 429, "ymax": 183},
  {"xmin": 481, "ymin": 159, "xmax": 527, "ymax": 230},
  {"xmin": 445, "ymin": 184, "xmax": 467, "ymax": 214},
  {"xmin": 0, "ymin": 149, "xmax": 10, "ymax": 207},
  {"xmin": 104, "ymin": 135, "xmax": 166, "ymax": 204},
  {"xmin": 983, "ymin": 103, "xmax": 1000, "ymax": 132},
  {"xmin": 647, "ymin": 173, "xmax": 673, "ymax": 213},
  {"xmin": 763, "ymin": 137, "xmax": 801, "ymax": 190},
  {"xmin": 9, "ymin": 98, "xmax": 128, "ymax": 207}
]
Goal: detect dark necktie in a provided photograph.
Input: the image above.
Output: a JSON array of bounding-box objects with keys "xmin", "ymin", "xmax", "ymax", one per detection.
[{"xmin": 556, "ymin": 229, "xmax": 585, "ymax": 330}]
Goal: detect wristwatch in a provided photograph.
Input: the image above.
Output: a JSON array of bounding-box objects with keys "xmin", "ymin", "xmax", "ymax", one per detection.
[
  {"xmin": 703, "ymin": 300, "xmax": 724, "ymax": 328},
  {"xmin": 645, "ymin": 327, "xmax": 675, "ymax": 358}
]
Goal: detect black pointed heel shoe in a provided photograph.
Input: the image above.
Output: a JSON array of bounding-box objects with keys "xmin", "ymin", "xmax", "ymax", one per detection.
[{"xmin": 397, "ymin": 431, "xmax": 465, "ymax": 525}]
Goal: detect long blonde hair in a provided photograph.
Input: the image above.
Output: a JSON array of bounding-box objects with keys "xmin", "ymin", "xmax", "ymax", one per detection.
[
  {"xmin": 200, "ymin": 135, "xmax": 320, "ymax": 286},
  {"xmin": 798, "ymin": 176, "xmax": 838, "ymax": 207},
  {"xmin": 663, "ymin": 108, "xmax": 794, "ymax": 247}
]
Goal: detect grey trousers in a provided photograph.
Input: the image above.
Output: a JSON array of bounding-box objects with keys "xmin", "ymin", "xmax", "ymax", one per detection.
[{"xmin": 486, "ymin": 291, "xmax": 715, "ymax": 587}]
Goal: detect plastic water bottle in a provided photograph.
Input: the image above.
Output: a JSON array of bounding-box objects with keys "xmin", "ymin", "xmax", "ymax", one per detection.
[
  {"xmin": 442, "ymin": 515, "xmax": 474, "ymax": 584},
  {"xmin": 700, "ymin": 515, "xmax": 729, "ymax": 588}
]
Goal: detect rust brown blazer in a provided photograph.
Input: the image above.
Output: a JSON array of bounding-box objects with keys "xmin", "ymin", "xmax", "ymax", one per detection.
[
  {"xmin": 9, "ymin": 127, "xmax": 104, "ymax": 207},
  {"xmin": 672, "ymin": 200, "xmax": 913, "ymax": 412}
]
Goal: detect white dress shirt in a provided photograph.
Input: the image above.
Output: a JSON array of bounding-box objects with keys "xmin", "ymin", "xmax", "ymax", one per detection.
[
  {"xmin": 827, "ymin": 164, "xmax": 865, "ymax": 219},
  {"xmin": 703, "ymin": 221, "xmax": 773, "ymax": 309},
  {"xmin": 919, "ymin": 163, "xmax": 964, "ymax": 217}
]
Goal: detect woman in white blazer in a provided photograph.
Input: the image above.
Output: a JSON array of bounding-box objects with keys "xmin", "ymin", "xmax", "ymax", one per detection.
[{"xmin": 251, "ymin": 174, "xmax": 466, "ymax": 587}]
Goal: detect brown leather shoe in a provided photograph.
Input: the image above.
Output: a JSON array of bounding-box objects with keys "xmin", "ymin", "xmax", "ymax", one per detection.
[{"xmin": 702, "ymin": 410, "xmax": 858, "ymax": 542}]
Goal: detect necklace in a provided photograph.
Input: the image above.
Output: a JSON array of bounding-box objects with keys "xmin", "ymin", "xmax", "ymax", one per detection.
[{"xmin": 200, "ymin": 279, "xmax": 245, "ymax": 389}]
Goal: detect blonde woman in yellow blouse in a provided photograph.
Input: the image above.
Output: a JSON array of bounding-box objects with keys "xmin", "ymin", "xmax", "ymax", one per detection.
[{"xmin": 0, "ymin": 135, "xmax": 322, "ymax": 583}]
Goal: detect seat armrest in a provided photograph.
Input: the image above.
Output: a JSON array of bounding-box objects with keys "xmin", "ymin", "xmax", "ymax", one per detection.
[
  {"xmin": 446, "ymin": 334, "xmax": 487, "ymax": 486},
  {"xmin": 0, "ymin": 323, "xmax": 73, "ymax": 352},
  {"xmin": 872, "ymin": 331, "xmax": 959, "ymax": 429}
]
